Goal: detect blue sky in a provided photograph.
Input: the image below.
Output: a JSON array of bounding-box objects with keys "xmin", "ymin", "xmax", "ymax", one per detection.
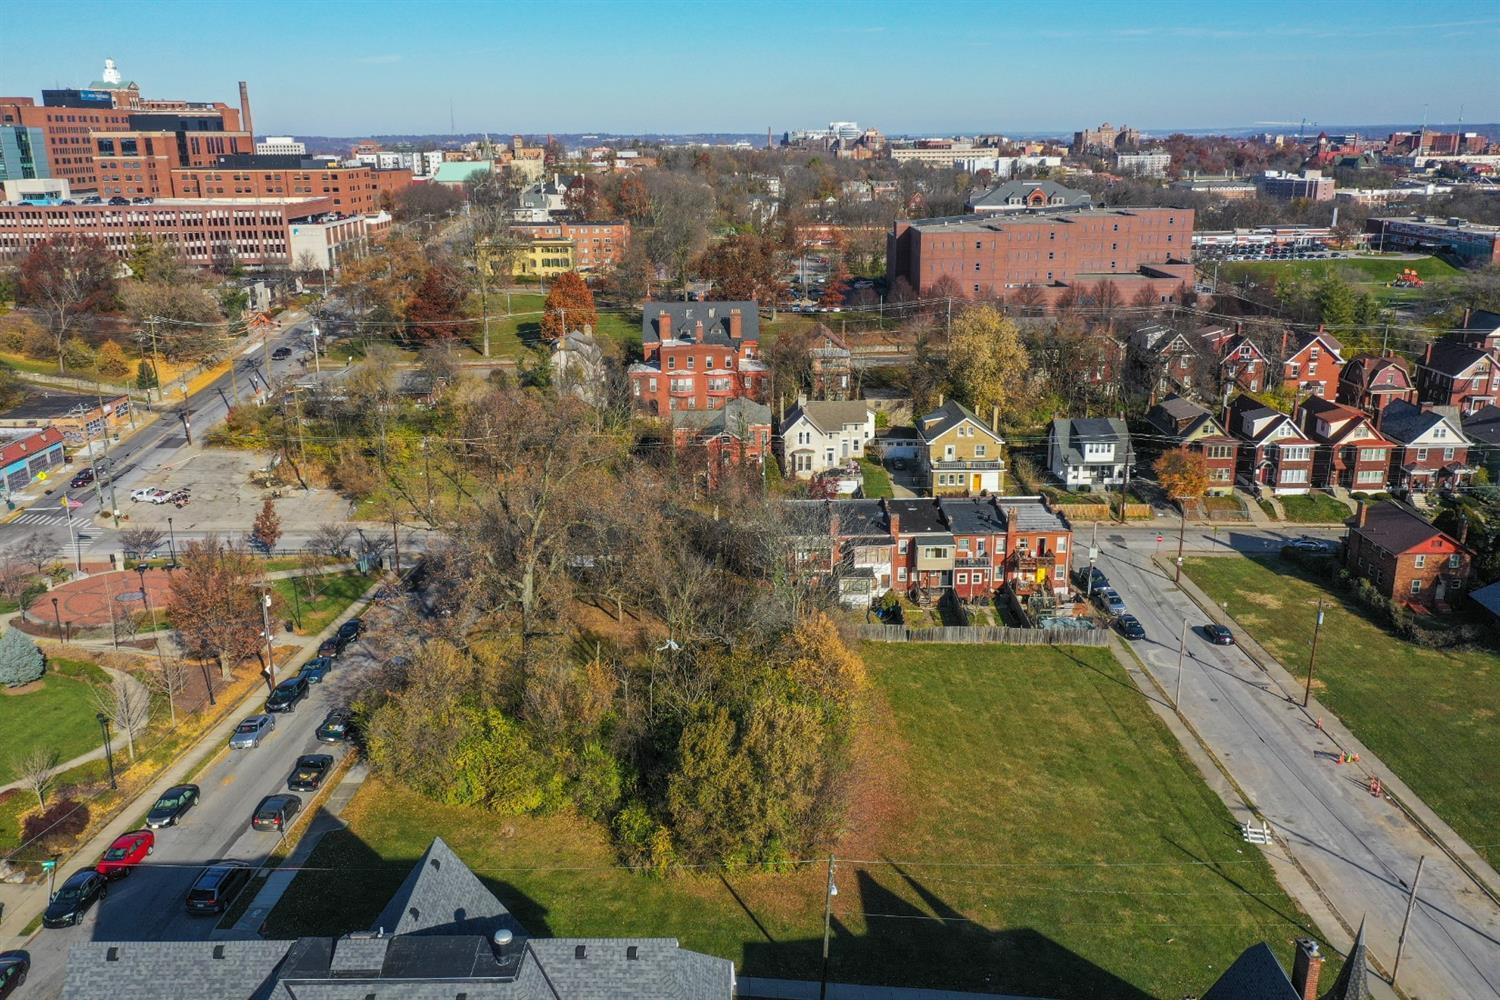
[{"xmin": 2, "ymin": 0, "xmax": 1496, "ymax": 136}]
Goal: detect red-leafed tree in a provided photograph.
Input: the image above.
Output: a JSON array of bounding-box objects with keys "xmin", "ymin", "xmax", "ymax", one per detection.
[
  {"xmin": 820, "ymin": 264, "xmax": 852, "ymax": 308},
  {"xmin": 18, "ymin": 236, "xmax": 118, "ymax": 372},
  {"xmin": 540, "ymin": 271, "xmax": 597, "ymax": 340},
  {"xmin": 406, "ymin": 260, "xmax": 467, "ymax": 342},
  {"xmin": 613, "ymin": 173, "xmax": 653, "ymax": 222},
  {"xmin": 168, "ymin": 537, "xmax": 267, "ymax": 681},
  {"xmin": 695, "ymin": 234, "xmax": 787, "ymax": 305}
]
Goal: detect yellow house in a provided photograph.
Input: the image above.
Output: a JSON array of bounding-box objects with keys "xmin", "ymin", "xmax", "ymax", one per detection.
[
  {"xmin": 917, "ymin": 398, "xmax": 1006, "ymax": 496},
  {"xmin": 486, "ymin": 236, "xmax": 576, "ymax": 279}
]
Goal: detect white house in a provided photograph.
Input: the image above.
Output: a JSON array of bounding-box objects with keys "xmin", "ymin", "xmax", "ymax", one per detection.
[
  {"xmin": 1048, "ymin": 418, "xmax": 1134, "ymax": 490},
  {"xmin": 780, "ymin": 400, "xmax": 876, "ymax": 479}
]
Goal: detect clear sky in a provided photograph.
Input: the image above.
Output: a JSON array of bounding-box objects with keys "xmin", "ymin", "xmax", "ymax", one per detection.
[{"xmin": 2, "ymin": 0, "xmax": 1496, "ymax": 137}]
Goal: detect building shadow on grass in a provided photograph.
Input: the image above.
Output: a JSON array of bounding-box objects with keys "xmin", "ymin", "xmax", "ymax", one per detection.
[{"xmin": 741, "ymin": 864, "xmax": 1152, "ymax": 999}]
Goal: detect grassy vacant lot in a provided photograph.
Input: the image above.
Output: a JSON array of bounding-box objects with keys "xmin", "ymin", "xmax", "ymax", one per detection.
[
  {"xmin": 1219, "ymin": 254, "xmax": 1460, "ymax": 286},
  {"xmin": 267, "ymin": 643, "xmax": 1326, "ymax": 997},
  {"xmin": 270, "ymin": 570, "xmax": 376, "ymax": 637},
  {"xmin": 476, "ymin": 293, "xmax": 640, "ymax": 357},
  {"xmin": 0, "ymin": 657, "xmax": 109, "ymax": 785},
  {"xmin": 1278, "ymin": 492, "xmax": 1352, "ymax": 524},
  {"xmin": 1183, "ymin": 554, "xmax": 1500, "ymax": 867}
]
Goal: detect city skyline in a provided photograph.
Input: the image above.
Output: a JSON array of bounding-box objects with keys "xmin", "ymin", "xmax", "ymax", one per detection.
[{"xmin": 1, "ymin": 0, "xmax": 1496, "ymax": 137}]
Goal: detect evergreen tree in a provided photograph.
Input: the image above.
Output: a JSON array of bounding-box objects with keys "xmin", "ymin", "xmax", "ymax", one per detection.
[{"xmin": 0, "ymin": 627, "xmax": 45, "ymax": 686}]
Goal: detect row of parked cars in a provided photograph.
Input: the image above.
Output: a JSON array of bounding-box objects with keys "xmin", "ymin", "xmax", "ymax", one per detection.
[
  {"xmin": 38, "ymin": 616, "xmax": 368, "ymax": 934},
  {"xmin": 1070, "ymin": 565, "xmax": 1235, "ymax": 646}
]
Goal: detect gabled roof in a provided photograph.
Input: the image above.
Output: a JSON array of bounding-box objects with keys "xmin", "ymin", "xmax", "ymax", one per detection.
[
  {"xmin": 968, "ymin": 179, "xmax": 1092, "ymax": 210},
  {"xmin": 1420, "ymin": 342, "xmax": 1491, "ymax": 378},
  {"xmin": 373, "ymin": 836, "xmax": 524, "ymax": 940},
  {"xmin": 1147, "ymin": 395, "xmax": 1227, "ymax": 441},
  {"xmin": 0, "ymin": 426, "xmax": 63, "ymax": 467},
  {"xmin": 1462, "ymin": 403, "xmax": 1500, "ymax": 445},
  {"xmin": 1226, "ymin": 395, "xmax": 1306, "ymax": 444},
  {"xmin": 1200, "ymin": 942, "xmax": 1298, "ymax": 1000},
  {"xmin": 1340, "ymin": 353, "xmax": 1412, "ymax": 390},
  {"xmin": 916, "ymin": 398, "xmax": 1003, "ymax": 443},
  {"xmin": 642, "ymin": 301, "xmax": 759, "ymax": 345},
  {"xmin": 1132, "ymin": 323, "xmax": 1194, "ymax": 354},
  {"xmin": 1288, "ymin": 328, "xmax": 1345, "ymax": 360},
  {"xmin": 1350, "ymin": 502, "xmax": 1467, "ymax": 555},
  {"xmin": 1465, "ymin": 308, "xmax": 1500, "ymax": 332},
  {"xmin": 1299, "ymin": 397, "xmax": 1383, "ymax": 446},
  {"xmin": 781, "ymin": 400, "xmax": 873, "ymax": 436},
  {"xmin": 1051, "ymin": 417, "xmax": 1133, "ymax": 465},
  {"xmin": 1375, "ymin": 400, "xmax": 1468, "ymax": 446},
  {"xmin": 1321, "ymin": 919, "xmax": 1373, "ymax": 1000},
  {"xmin": 1470, "ymin": 579, "xmax": 1500, "ymax": 619}
]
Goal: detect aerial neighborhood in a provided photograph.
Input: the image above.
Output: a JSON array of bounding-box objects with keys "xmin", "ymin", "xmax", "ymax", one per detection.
[{"xmin": 0, "ymin": 10, "xmax": 1498, "ymax": 1000}]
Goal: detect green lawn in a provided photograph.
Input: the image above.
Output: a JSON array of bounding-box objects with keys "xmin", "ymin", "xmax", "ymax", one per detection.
[
  {"xmin": 1220, "ymin": 254, "xmax": 1460, "ymax": 285},
  {"xmin": 859, "ymin": 457, "xmax": 893, "ymax": 498},
  {"xmin": 1278, "ymin": 493, "xmax": 1352, "ymax": 524},
  {"xmin": 0, "ymin": 657, "xmax": 109, "ymax": 785},
  {"xmin": 476, "ymin": 294, "xmax": 640, "ymax": 357},
  {"xmin": 269, "ymin": 571, "xmax": 376, "ymax": 636},
  {"xmin": 265, "ymin": 643, "xmax": 1326, "ymax": 997},
  {"xmin": 1182, "ymin": 554, "xmax": 1500, "ymax": 867},
  {"xmin": 1257, "ymin": 499, "xmax": 1280, "ymax": 521}
]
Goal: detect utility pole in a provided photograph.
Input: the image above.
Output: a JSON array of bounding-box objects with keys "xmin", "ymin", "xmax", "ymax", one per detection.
[
  {"xmin": 1174, "ymin": 504, "xmax": 1187, "ymax": 583},
  {"xmin": 1392, "ymin": 855, "xmax": 1425, "ymax": 986},
  {"xmin": 477, "ymin": 257, "xmax": 492, "ymax": 357},
  {"xmin": 177, "ymin": 410, "xmax": 193, "ymax": 445},
  {"xmin": 1302, "ymin": 598, "xmax": 1325, "ymax": 707},
  {"xmin": 259, "ymin": 589, "xmax": 277, "ymax": 693},
  {"xmin": 819, "ymin": 855, "xmax": 838, "ymax": 1000},
  {"xmin": 945, "ymin": 297, "xmax": 953, "ymax": 340},
  {"xmin": 1086, "ymin": 519, "xmax": 1099, "ymax": 599},
  {"xmin": 147, "ymin": 317, "xmax": 163, "ymax": 402},
  {"xmin": 1175, "ymin": 619, "xmax": 1188, "ymax": 710}
]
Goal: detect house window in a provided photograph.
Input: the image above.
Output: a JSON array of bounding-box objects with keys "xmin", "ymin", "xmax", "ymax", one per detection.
[
  {"xmin": 1410, "ymin": 579, "xmax": 1423, "ymax": 594},
  {"xmin": 898, "ymin": 539, "xmax": 908, "ymax": 554},
  {"xmin": 897, "ymin": 567, "xmax": 907, "ymax": 581},
  {"xmin": 957, "ymin": 572, "xmax": 968, "ymax": 584},
  {"xmin": 1449, "ymin": 554, "xmax": 1461, "ymax": 568},
  {"xmin": 975, "ymin": 444, "xmax": 986, "ymax": 457},
  {"xmin": 1356, "ymin": 470, "xmax": 1385, "ymax": 484},
  {"xmin": 1444, "ymin": 447, "xmax": 1455, "ymax": 460},
  {"xmin": 1414, "ymin": 554, "xmax": 1425, "ymax": 568},
  {"xmin": 1287, "ymin": 363, "xmax": 1300, "ymax": 377},
  {"xmin": 1416, "ymin": 448, "xmax": 1428, "ymax": 461}
]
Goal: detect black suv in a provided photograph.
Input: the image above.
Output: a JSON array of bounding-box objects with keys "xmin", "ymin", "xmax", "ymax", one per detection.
[
  {"xmin": 185, "ymin": 862, "xmax": 252, "ymax": 915},
  {"xmin": 42, "ymin": 869, "xmax": 107, "ymax": 928},
  {"xmin": 336, "ymin": 617, "xmax": 363, "ymax": 641},
  {"xmin": 271, "ymin": 346, "xmax": 292, "ymax": 360},
  {"xmin": 317, "ymin": 633, "xmax": 351, "ymax": 658},
  {"xmin": 265, "ymin": 675, "xmax": 309, "ymax": 713}
]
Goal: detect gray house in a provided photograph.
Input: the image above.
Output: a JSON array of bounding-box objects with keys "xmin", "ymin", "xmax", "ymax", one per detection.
[
  {"xmin": 1048, "ymin": 418, "xmax": 1134, "ymax": 490},
  {"xmin": 967, "ymin": 180, "xmax": 1092, "ymax": 213},
  {"xmin": 62, "ymin": 837, "xmax": 734, "ymax": 999}
]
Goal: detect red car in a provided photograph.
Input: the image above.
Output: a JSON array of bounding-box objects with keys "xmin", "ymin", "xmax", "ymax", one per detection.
[{"xmin": 96, "ymin": 830, "xmax": 154, "ymax": 878}]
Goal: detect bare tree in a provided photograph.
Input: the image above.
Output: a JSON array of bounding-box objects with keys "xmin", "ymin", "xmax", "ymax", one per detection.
[
  {"xmin": 15, "ymin": 534, "xmax": 57, "ymax": 576},
  {"xmin": 0, "ymin": 550, "xmax": 33, "ymax": 605},
  {"xmin": 310, "ymin": 522, "xmax": 353, "ymax": 560},
  {"xmin": 11, "ymin": 747, "xmax": 60, "ymax": 808},
  {"xmin": 91, "ymin": 672, "xmax": 151, "ymax": 762},
  {"xmin": 119, "ymin": 527, "xmax": 166, "ymax": 560},
  {"xmin": 142, "ymin": 654, "xmax": 192, "ymax": 726}
]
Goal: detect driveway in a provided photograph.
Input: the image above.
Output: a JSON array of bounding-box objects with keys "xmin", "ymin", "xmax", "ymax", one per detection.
[{"xmin": 1094, "ymin": 528, "xmax": 1500, "ymax": 999}]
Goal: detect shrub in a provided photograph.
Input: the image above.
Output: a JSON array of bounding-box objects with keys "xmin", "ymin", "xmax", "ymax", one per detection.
[
  {"xmin": 613, "ymin": 799, "xmax": 674, "ymax": 877},
  {"xmin": 61, "ymin": 337, "xmax": 96, "ymax": 371},
  {"xmin": 566, "ymin": 740, "xmax": 623, "ymax": 821},
  {"xmin": 0, "ymin": 327, "xmax": 24, "ymax": 352},
  {"xmin": 95, "ymin": 339, "xmax": 132, "ymax": 378},
  {"xmin": 445, "ymin": 707, "xmax": 548, "ymax": 815},
  {"xmin": 21, "ymin": 324, "xmax": 53, "ymax": 360},
  {"xmin": 0, "ymin": 627, "xmax": 45, "ymax": 686},
  {"xmin": 21, "ymin": 798, "xmax": 89, "ymax": 849}
]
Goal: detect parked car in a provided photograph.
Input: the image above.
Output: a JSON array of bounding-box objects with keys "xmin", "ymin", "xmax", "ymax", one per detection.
[
  {"xmin": 298, "ymin": 656, "xmax": 332, "ymax": 684},
  {"xmin": 265, "ymin": 675, "xmax": 309, "ymax": 713},
  {"xmin": 185, "ymin": 861, "xmax": 252, "ymax": 915},
  {"xmin": 250, "ymin": 794, "xmax": 302, "ymax": 832},
  {"xmin": 70, "ymin": 468, "xmax": 96, "ymax": 489},
  {"xmin": 96, "ymin": 830, "xmax": 154, "ymax": 878},
  {"xmin": 228, "ymin": 714, "xmax": 275, "ymax": 749},
  {"xmin": 129, "ymin": 488, "xmax": 158, "ymax": 503},
  {"xmin": 287, "ymin": 755, "xmax": 334, "ymax": 792},
  {"xmin": 1072, "ymin": 566, "xmax": 1108, "ymax": 592},
  {"xmin": 145, "ymin": 784, "xmax": 200, "ymax": 828},
  {"xmin": 0, "ymin": 952, "xmax": 29, "ymax": 999},
  {"xmin": 1115, "ymin": 614, "xmax": 1146, "ymax": 640},
  {"xmin": 1094, "ymin": 588, "xmax": 1127, "ymax": 616},
  {"xmin": 271, "ymin": 346, "xmax": 292, "ymax": 360},
  {"xmin": 316, "ymin": 707, "xmax": 354, "ymax": 743},
  {"xmin": 336, "ymin": 617, "xmax": 363, "ymax": 641},
  {"xmin": 41, "ymin": 870, "xmax": 107, "ymax": 928},
  {"xmin": 317, "ymin": 634, "xmax": 350, "ymax": 659},
  {"xmin": 1204, "ymin": 624, "xmax": 1236, "ymax": 645},
  {"xmin": 1287, "ymin": 537, "xmax": 1336, "ymax": 553}
]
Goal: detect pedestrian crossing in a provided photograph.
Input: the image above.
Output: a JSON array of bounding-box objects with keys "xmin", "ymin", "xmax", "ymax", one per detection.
[{"xmin": 13, "ymin": 511, "xmax": 94, "ymax": 527}]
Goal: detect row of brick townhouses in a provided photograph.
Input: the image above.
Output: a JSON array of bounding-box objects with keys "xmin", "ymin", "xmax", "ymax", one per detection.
[
  {"xmin": 794, "ymin": 496, "xmax": 1073, "ymax": 608},
  {"xmin": 628, "ymin": 302, "xmax": 769, "ymax": 416}
]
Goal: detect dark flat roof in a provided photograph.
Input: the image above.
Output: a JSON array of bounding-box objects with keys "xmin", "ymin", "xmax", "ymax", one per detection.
[{"xmin": 0, "ymin": 391, "xmax": 123, "ymax": 421}]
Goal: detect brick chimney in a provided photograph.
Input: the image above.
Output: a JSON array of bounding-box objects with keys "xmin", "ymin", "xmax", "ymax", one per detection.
[
  {"xmin": 729, "ymin": 308, "xmax": 742, "ymax": 339},
  {"xmin": 695, "ymin": 320, "xmax": 705, "ymax": 341},
  {"xmin": 1281, "ymin": 329, "xmax": 1289, "ymax": 356},
  {"xmin": 1424, "ymin": 342, "xmax": 1435, "ymax": 366},
  {"xmin": 658, "ymin": 311, "xmax": 671, "ymax": 341},
  {"xmin": 1458, "ymin": 519, "xmax": 1469, "ymax": 547},
  {"xmin": 825, "ymin": 498, "xmax": 840, "ymax": 540},
  {"xmin": 1291, "ymin": 938, "xmax": 1323, "ymax": 1000},
  {"xmin": 1356, "ymin": 500, "xmax": 1368, "ymax": 528},
  {"xmin": 881, "ymin": 498, "xmax": 900, "ymax": 538},
  {"xmin": 991, "ymin": 404, "xmax": 1001, "ymax": 434}
]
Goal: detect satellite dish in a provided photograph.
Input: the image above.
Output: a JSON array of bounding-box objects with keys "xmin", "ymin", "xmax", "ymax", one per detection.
[{"xmin": 493, "ymin": 928, "xmax": 513, "ymax": 947}]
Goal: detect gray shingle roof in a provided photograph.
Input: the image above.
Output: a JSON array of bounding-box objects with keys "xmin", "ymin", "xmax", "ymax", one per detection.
[
  {"xmin": 782, "ymin": 400, "xmax": 872, "ymax": 435},
  {"xmin": 968, "ymin": 179, "xmax": 1092, "ymax": 210},
  {"xmin": 1375, "ymin": 400, "xmax": 1466, "ymax": 446},
  {"xmin": 1321, "ymin": 919, "xmax": 1373, "ymax": 1000},
  {"xmin": 1199, "ymin": 942, "xmax": 1298, "ymax": 1000},
  {"xmin": 1351, "ymin": 502, "xmax": 1464, "ymax": 554},
  {"xmin": 917, "ymin": 398, "xmax": 1001, "ymax": 443},
  {"xmin": 1462, "ymin": 403, "xmax": 1500, "ymax": 445},
  {"xmin": 373, "ymin": 836, "xmax": 524, "ymax": 940},
  {"xmin": 1051, "ymin": 417, "xmax": 1133, "ymax": 465},
  {"xmin": 642, "ymin": 301, "xmax": 759, "ymax": 344},
  {"xmin": 670, "ymin": 397, "xmax": 772, "ymax": 436},
  {"xmin": 1421, "ymin": 342, "xmax": 1489, "ymax": 377}
]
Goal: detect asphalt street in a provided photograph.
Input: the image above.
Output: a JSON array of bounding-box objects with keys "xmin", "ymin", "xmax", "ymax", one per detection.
[
  {"xmin": 14, "ymin": 628, "xmax": 383, "ymax": 999},
  {"xmin": 1091, "ymin": 523, "xmax": 1500, "ymax": 999},
  {"xmin": 0, "ymin": 319, "xmax": 319, "ymax": 561}
]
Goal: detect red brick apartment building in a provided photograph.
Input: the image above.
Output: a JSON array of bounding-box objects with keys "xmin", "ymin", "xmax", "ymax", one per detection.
[
  {"xmin": 1338, "ymin": 353, "xmax": 1417, "ymax": 417},
  {"xmin": 166, "ymin": 156, "xmax": 385, "ymax": 216},
  {"xmin": 1344, "ymin": 501, "xmax": 1472, "ymax": 610},
  {"xmin": 1416, "ymin": 342, "xmax": 1499, "ymax": 415},
  {"xmin": 629, "ymin": 302, "xmax": 768, "ymax": 414},
  {"xmin": 511, "ymin": 220, "xmax": 629, "ymax": 271},
  {"xmin": 887, "ymin": 206, "xmax": 1194, "ymax": 309},
  {"xmin": 1282, "ymin": 329, "xmax": 1345, "ymax": 399},
  {"xmin": 1226, "ymin": 395, "xmax": 1316, "ymax": 494}
]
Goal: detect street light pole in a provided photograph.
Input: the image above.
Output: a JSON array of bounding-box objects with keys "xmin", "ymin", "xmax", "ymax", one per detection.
[
  {"xmin": 1302, "ymin": 598, "xmax": 1325, "ymax": 707},
  {"xmin": 167, "ymin": 516, "xmax": 178, "ymax": 567},
  {"xmin": 260, "ymin": 589, "xmax": 277, "ymax": 693},
  {"xmin": 51, "ymin": 597, "xmax": 63, "ymax": 644},
  {"xmin": 819, "ymin": 855, "xmax": 838, "ymax": 1000},
  {"xmin": 1175, "ymin": 618, "xmax": 1188, "ymax": 710},
  {"xmin": 1174, "ymin": 504, "xmax": 1187, "ymax": 583},
  {"xmin": 96, "ymin": 712, "xmax": 116, "ymax": 789}
]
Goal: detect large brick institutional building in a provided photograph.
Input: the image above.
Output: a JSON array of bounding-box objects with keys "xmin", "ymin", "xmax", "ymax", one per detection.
[
  {"xmin": 628, "ymin": 302, "xmax": 769, "ymax": 415},
  {"xmin": 887, "ymin": 206, "xmax": 1193, "ymax": 309}
]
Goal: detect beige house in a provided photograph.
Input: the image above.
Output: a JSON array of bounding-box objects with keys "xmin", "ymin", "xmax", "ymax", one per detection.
[{"xmin": 917, "ymin": 398, "xmax": 1006, "ymax": 496}]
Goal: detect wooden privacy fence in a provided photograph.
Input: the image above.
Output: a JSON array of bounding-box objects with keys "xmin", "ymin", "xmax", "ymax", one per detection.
[{"xmin": 851, "ymin": 624, "xmax": 1108, "ymax": 646}]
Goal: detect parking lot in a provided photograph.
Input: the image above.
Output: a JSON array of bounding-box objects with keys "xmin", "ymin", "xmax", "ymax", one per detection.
[{"xmin": 117, "ymin": 451, "xmax": 352, "ymax": 538}]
